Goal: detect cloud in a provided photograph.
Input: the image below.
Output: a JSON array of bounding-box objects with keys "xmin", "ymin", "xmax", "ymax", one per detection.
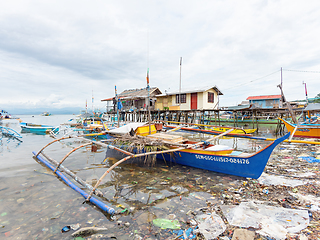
[{"xmin": 1, "ymin": 0, "xmax": 320, "ymax": 112}]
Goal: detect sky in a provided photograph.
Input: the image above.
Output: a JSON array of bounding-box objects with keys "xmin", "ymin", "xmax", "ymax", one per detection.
[{"xmin": 1, "ymin": 0, "xmax": 320, "ymax": 112}]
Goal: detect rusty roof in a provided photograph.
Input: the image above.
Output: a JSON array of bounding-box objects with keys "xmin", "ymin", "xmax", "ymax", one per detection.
[
  {"xmin": 246, "ymin": 95, "xmax": 281, "ymax": 100},
  {"xmin": 101, "ymin": 87, "xmax": 162, "ymax": 101}
]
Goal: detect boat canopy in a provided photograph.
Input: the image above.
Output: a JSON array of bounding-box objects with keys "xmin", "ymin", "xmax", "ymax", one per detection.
[
  {"xmin": 221, "ymin": 104, "xmax": 252, "ymax": 111},
  {"xmin": 108, "ymin": 122, "xmax": 147, "ymax": 134},
  {"xmin": 304, "ymin": 103, "xmax": 320, "ymax": 111}
]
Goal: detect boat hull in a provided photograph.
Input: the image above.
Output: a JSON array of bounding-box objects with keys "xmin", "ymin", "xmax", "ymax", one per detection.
[
  {"xmin": 280, "ymin": 118, "xmax": 320, "ymax": 139},
  {"xmin": 207, "ymin": 126, "xmax": 256, "ymax": 134},
  {"xmin": 20, "ymin": 122, "xmax": 58, "ymax": 134},
  {"xmin": 156, "ymin": 133, "xmax": 289, "ymax": 179},
  {"xmin": 105, "ymin": 133, "xmax": 289, "ymax": 179}
]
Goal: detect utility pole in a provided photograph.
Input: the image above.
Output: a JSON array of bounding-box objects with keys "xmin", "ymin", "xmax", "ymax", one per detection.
[{"xmin": 179, "ymin": 57, "xmax": 182, "ymax": 107}]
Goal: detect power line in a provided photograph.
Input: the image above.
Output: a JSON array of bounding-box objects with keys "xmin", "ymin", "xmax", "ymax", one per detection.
[
  {"xmin": 222, "ymin": 69, "xmax": 280, "ymax": 91},
  {"xmin": 283, "ymin": 69, "xmax": 320, "ymax": 73}
]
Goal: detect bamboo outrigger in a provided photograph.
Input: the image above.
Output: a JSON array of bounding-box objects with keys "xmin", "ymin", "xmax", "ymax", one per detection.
[
  {"xmin": 33, "ymin": 120, "xmax": 293, "ymax": 214},
  {"xmin": 33, "ymin": 129, "xmax": 238, "ymax": 212}
]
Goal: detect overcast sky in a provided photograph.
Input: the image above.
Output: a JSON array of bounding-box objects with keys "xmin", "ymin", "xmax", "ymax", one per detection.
[{"xmin": 1, "ymin": 0, "xmax": 320, "ymax": 111}]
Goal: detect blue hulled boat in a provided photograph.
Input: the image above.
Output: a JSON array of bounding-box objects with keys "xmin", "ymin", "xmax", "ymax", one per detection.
[{"xmin": 20, "ymin": 122, "xmax": 59, "ymax": 134}]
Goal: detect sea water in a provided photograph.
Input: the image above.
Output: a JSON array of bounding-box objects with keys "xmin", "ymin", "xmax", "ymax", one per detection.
[{"xmin": 0, "ymin": 114, "xmax": 279, "ymax": 239}]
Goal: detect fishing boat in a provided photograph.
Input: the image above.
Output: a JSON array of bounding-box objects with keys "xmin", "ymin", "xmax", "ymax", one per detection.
[
  {"xmin": 207, "ymin": 126, "xmax": 256, "ymax": 134},
  {"xmin": 162, "ymin": 121, "xmax": 256, "ymax": 134},
  {"xmin": 279, "ymin": 118, "xmax": 320, "ymax": 139},
  {"xmin": 152, "ymin": 132, "xmax": 290, "ymax": 179},
  {"xmin": 0, "ymin": 110, "xmax": 20, "ymax": 122},
  {"xmin": 211, "ymin": 107, "xmax": 279, "ymax": 125},
  {"xmin": 161, "ymin": 121, "xmax": 256, "ymax": 135},
  {"xmin": 41, "ymin": 112, "xmax": 51, "ymax": 116},
  {"xmin": 164, "ymin": 125, "xmax": 253, "ymax": 138},
  {"xmin": 214, "ymin": 115, "xmax": 279, "ymax": 124},
  {"xmin": 0, "ymin": 110, "xmax": 12, "ymax": 120},
  {"xmin": 20, "ymin": 122, "xmax": 59, "ymax": 134},
  {"xmin": 80, "ymin": 122, "xmax": 151, "ymax": 140},
  {"xmin": 104, "ymin": 130, "xmax": 290, "ymax": 179},
  {"xmin": 81, "ymin": 117, "xmax": 109, "ymax": 132}
]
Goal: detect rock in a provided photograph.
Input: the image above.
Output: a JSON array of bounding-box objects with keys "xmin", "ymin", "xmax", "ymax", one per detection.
[
  {"xmin": 71, "ymin": 227, "xmax": 108, "ymax": 237},
  {"xmin": 231, "ymin": 229, "xmax": 255, "ymax": 240}
]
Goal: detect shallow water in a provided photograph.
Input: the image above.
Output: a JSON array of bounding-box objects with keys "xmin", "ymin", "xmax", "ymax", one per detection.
[{"xmin": 0, "ymin": 115, "xmax": 282, "ymax": 239}]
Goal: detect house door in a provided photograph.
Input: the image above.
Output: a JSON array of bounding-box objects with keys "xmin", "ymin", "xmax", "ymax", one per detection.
[
  {"xmin": 163, "ymin": 98, "xmax": 168, "ymax": 108},
  {"xmin": 191, "ymin": 93, "xmax": 197, "ymax": 110}
]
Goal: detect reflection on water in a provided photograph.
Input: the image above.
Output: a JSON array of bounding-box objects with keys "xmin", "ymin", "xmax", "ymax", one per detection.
[{"xmin": 0, "ymin": 115, "xmax": 283, "ymax": 239}]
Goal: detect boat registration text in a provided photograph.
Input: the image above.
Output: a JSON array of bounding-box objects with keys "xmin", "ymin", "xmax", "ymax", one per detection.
[{"xmin": 195, "ymin": 155, "xmax": 250, "ymax": 164}]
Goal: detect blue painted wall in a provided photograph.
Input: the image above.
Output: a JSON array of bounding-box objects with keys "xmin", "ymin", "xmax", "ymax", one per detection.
[{"xmin": 249, "ymin": 99, "xmax": 281, "ymax": 108}]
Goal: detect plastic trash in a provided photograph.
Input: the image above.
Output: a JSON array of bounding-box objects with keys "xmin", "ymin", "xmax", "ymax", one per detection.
[
  {"xmin": 70, "ymin": 223, "xmax": 81, "ymax": 231},
  {"xmin": 195, "ymin": 213, "xmax": 226, "ymax": 239},
  {"xmin": 152, "ymin": 219, "xmax": 181, "ymax": 229},
  {"xmin": 299, "ymin": 156, "xmax": 320, "ymax": 163},
  {"xmin": 61, "ymin": 226, "xmax": 71, "ymax": 233},
  {"xmin": 258, "ymin": 172, "xmax": 307, "ymax": 187},
  {"xmin": 173, "ymin": 227, "xmax": 197, "ymax": 239},
  {"xmin": 220, "ymin": 201, "xmax": 309, "ymax": 239},
  {"xmin": 289, "ymin": 192, "xmax": 320, "ymax": 210}
]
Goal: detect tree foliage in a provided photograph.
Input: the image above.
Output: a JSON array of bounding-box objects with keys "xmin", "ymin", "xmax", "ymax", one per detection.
[{"xmin": 314, "ymin": 93, "xmax": 320, "ymax": 103}]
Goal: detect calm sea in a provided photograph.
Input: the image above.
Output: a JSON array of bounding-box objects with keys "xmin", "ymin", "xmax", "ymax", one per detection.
[{"xmin": 0, "ymin": 114, "xmax": 279, "ymax": 239}]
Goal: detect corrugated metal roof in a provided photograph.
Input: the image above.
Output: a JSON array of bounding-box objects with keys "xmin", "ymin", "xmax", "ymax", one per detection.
[
  {"xmin": 304, "ymin": 103, "xmax": 320, "ymax": 111},
  {"xmin": 222, "ymin": 104, "xmax": 252, "ymax": 111},
  {"xmin": 101, "ymin": 87, "xmax": 162, "ymax": 101},
  {"xmin": 156, "ymin": 85, "xmax": 223, "ymax": 97},
  {"xmin": 246, "ymin": 95, "xmax": 281, "ymax": 100}
]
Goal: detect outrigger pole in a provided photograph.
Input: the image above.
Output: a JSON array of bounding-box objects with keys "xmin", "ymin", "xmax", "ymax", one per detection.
[
  {"xmin": 33, "ymin": 151, "xmax": 115, "ymax": 215},
  {"xmin": 33, "ymin": 134, "xmax": 138, "ymax": 214}
]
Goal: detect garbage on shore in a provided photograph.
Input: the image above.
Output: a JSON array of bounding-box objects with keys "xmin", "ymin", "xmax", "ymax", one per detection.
[
  {"xmin": 6, "ymin": 118, "xmax": 320, "ymax": 239},
  {"xmin": 221, "ymin": 201, "xmax": 309, "ymax": 239}
]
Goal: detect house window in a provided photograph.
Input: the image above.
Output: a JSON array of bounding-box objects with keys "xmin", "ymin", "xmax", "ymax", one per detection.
[
  {"xmin": 176, "ymin": 94, "xmax": 186, "ymax": 104},
  {"xmin": 208, "ymin": 92, "xmax": 214, "ymax": 103}
]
